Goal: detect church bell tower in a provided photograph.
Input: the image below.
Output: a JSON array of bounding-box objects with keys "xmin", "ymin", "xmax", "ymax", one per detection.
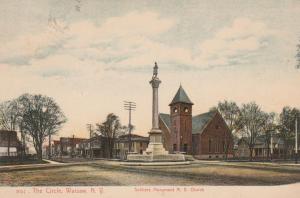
[{"xmin": 169, "ymin": 85, "xmax": 193, "ymax": 154}]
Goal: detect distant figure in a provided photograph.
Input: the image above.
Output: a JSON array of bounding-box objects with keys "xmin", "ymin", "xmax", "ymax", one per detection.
[{"xmin": 153, "ymin": 62, "xmax": 158, "ymax": 78}]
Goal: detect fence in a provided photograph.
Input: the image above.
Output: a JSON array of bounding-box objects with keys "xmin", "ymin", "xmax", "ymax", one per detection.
[
  {"xmin": 0, "ymin": 151, "xmax": 18, "ymax": 157},
  {"xmin": 0, "ymin": 153, "xmax": 37, "ymax": 163}
]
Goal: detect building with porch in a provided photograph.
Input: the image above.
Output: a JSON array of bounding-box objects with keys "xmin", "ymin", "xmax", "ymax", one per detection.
[
  {"xmin": 114, "ymin": 134, "xmax": 149, "ymax": 160},
  {"xmin": 0, "ymin": 130, "xmax": 21, "ymax": 157},
  {"xmin": 235, "ymin": 134, "xmax": 286, "ymax": 159}
]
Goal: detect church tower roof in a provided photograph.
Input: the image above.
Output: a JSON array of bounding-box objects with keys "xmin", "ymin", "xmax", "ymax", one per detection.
[{"xmin": 169, "ymin": 85, "xmax": 193, "ymax": 105}]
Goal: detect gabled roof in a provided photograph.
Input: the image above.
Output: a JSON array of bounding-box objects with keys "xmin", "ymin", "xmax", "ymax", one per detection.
[
  {"xmin": 118, "ymin": 133, "xmax": 148, "ymax": 139},
  {"xmin": 237, "ymin": 134, "xmax": 284, "ymax": 146},
  {"xmin": 0, "ymin": 130, "xmax": 20, "ymax": 147},
  {"xmin": 159, "ymin": 113, "xmax": 171, "ymax": 132},
  {"xmin": 169, "ymin": 85, "xmax": 193, "ymax": 105},
  {"xmin": 192, "ymin": 111, "xmax": 216, "ymax": 134},
  {"xmin": 255, "ymin": 134, "xmax": 284, "ymax": 145},
  {"xmin": 117, "ymin": 133, "xmax": 149, "ymax": 142},
  {"xmin": 159, "ymin": 111, "xmax": 217, "ymax": 135}
]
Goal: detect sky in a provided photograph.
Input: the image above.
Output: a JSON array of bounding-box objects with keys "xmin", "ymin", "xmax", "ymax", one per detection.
[{"xmin": 0, "ymin": 0, "xmax": 299, "ymax": 140}]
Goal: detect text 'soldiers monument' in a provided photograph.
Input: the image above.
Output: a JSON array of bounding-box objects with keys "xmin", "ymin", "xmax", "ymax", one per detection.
[{"xmin": 127, "ymin": 62, "xmax": 185, "ymax": 162}]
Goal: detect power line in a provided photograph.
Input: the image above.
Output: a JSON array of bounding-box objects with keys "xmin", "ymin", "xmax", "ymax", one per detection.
[{"xmin": 123, "ymin": 101, "xmax": 136, "ymax": 153}]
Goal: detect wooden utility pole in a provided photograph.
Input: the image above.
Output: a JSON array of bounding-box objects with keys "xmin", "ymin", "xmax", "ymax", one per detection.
[
  {"xmin": 72, "ymin": 134, "xmax": 75, "ymax": 158},
  {"xmin": 270, "ymin": 131, "xmax": 273, "ymax": 161},
  {"xmin": 124, "ymin": 101, "xmax": 136, "ymax": 153},
  {"xmin": 87, "ymin": 124, "xmax": 93, "ymax": 159},
  {"xmin": 295, "ymin": 116, "xmax": 298, "ymax": 164}
]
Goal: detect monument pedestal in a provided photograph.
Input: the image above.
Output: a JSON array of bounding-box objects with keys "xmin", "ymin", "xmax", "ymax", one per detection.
[
  {"xmin": 127, "ymin": 129, "xmax": 185, "ymax": 162},
  {"xmin": 144, "ymin": 129, "xmax": 168, "ymax": 155}
]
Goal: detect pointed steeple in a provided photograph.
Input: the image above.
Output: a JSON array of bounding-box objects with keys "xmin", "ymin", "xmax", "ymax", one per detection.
[{"xmin": 169, "ymin": 85, "xmax": 193, "ymax": 105}]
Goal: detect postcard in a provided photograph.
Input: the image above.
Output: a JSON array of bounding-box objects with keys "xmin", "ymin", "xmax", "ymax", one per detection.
[{"xmin": 0, "ymin": 0, "xmax": 300, "ymax": 198}]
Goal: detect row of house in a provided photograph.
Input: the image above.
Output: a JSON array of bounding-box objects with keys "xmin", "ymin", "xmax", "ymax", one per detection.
[
  {"xmin": 0, "ymin": 129, "xmax": 293, "ymax": 161},
  {"xmin": 43, "ymin": 134, "xmax": 149, "ymax": 160}
]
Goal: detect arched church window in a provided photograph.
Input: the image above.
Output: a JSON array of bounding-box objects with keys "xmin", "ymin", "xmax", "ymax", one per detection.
[
  {"xmin": 184, "ymin": 107, "xmax": 189, "ymax": 113},
  {"xmin": 173, "ymin": 107, "xmax": 178, "ymax": 113}
]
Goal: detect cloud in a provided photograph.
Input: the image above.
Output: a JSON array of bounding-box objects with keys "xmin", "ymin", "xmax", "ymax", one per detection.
[
  {"xmin": 0, "ymin": 11, "xmax": 181, "ymax": 72},
  {"xmin": 0, "ymin": 21, "xmax": 68, "ymax": 64},
  {"xmin": 195, "ymin": 18, "xmax": 275, "ymax": 68},
  {"xmin": 0, "ymin": 12, "xmax": 278, "ymax": 75}
]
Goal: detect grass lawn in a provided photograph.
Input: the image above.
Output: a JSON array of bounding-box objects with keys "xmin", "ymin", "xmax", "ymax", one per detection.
[{"xmin": 0, "ymin": 161, "xmax": 299, "ymax": 186}]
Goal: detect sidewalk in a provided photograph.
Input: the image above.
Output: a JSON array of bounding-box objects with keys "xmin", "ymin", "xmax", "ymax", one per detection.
[
  {"xmin": 192, "ymin": 159, "xmax": 300, "ymax": 167},
  {"xmin": 43, "ymin": 159, "xmax": 63, "ymax": 164},
  {"xmin": 0, "ymin": 159, "xmax": 114, "ymax": 172}
]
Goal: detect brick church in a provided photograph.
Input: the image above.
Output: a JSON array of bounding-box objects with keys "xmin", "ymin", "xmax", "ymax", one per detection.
[{"xmin": 159, "ymin": 85, "xmax": 234, "ymax": 159}]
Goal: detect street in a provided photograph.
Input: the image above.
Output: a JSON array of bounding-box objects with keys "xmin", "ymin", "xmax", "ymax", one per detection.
[{"xmin": 1, "ymin": 160, "xmax": 299, "ymax": 186}]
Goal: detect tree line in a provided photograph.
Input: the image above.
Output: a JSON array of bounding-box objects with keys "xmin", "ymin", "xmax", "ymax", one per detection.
[
  {"xmin": 211, "ymin": 101, "xmax": 300, "ymax": 161},
  {"xmin": 0, "ymin": 94, "xmax": 66, "ymax": 160},
  {"xmin": 1, "ymin": 94, "xmax": 298, "ymax": 161}
]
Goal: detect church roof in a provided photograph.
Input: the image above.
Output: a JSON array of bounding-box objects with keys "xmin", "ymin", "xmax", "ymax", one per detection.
[
  {"xmin": 159, "ymin": 113, "xmax": 171, "ymax": 132},
  {"xmin": 192, "ymin": 111, "xmax": 216, "ymax": 134},
  {"xmin": 159, "ymin": 111, "xmax": 217, "ymax": 134},
  {"xmin": 169, "ymin": 85, "xmax": 193, "ymax": 105}
]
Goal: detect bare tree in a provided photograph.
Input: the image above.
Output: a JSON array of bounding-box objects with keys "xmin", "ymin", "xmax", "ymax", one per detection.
[
  {"xmin": 17, "ymin": 94, "xmax": 67, "ymax": 160},
  {"xmin": 210, "ymin": 100, "xmax": 240, "ymax": 159},
  {"xmin": 238, "ymin": 102, "xmax": 268, "ymax": 161},
  {"xmin": 278, "ymin": 106, "xmax": 300, "ymax": 159},
  {"xmin": 0, "ymin": 100, "xmax": 19, "ymax": 131},
  {"xmin": 261, "ymin": 112, "xmax": 276, "ymax": 160},
  {"xmin": 95, "ymin": 113, "xmax": 124, "ymax": 158}
]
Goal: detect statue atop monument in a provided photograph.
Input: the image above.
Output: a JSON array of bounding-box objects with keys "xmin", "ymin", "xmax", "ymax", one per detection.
[{"xmin": 153, "ymin": 62, "xmax": 158, "ymax": 78}]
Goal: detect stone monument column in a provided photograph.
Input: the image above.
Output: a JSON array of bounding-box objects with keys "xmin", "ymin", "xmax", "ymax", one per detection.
[
  {"xmin": 150, "ymin": 63, "xmax": 161, "ymax": 130},
  {"xmin": 144, "ymin": 62, "xmax": 168, "ymax": 154}
]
